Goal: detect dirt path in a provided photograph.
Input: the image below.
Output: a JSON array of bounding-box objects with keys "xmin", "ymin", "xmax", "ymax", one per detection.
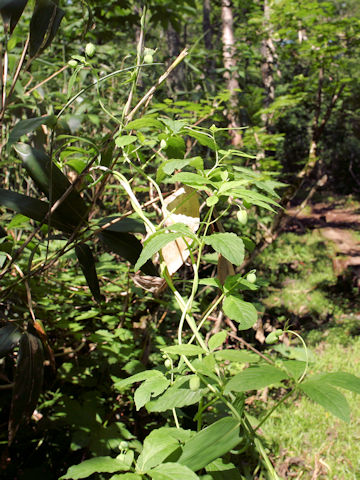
[{"xmin": 286, "ymin": 202, "xmax": 360, "ymax": 279}]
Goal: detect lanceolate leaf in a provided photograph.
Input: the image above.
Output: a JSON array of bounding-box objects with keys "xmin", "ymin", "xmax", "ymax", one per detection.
[
  {"xmin": 299, "ymin": 380, "xmax": 350, "ymax": 423},
  {"xmin": 0, "ymin": 187, "xmax": 74, "ymax": 232},
  {"xmin": 224, "ymin": 365, "xmax": 288, "ymax": 393},
  {"xmin": 204, "ymin": 233, "xmax": 245, "ymax": 267},
  {"xmin": 75, "ymin": 243, "xmax": 102, "ymax": 303},
  {"xmin": 60, "ymin": 456, "xmax": 131, "ymax": 480},
  {"xmin": 206, "ymin": 458, "xmax": 243, "ymax": 480},
  {"xmin": 7, "ymin": 115, "xmax": 56, "ymax": 149},
  {"xmin": 98, "ymin": 216, "xmax": 146, "ymax": 234},
  {"xmin": 313, "ymin": 372, "xmax": 360, "ymax": 394},
  {"xmin": 137, "ymin": 428, "xmax": 185, "ymax": 472},
  {"xmin": 0, "ymin": 324, "xmax": 21, "ymax": 358},
  {"xmin": 9, "ymin": 332, "xmax": 44, "ymax": 444},
  {"xmin": 14, "ymin": 144, "xmax": 88, "ymax": 228},
  {"xmin": 29, "ymin": 0, "xmax": 65, "ymax": 58},
  {"xmin": 146, "ymin": 387, "xmax": 204, "ymax": 412},
  {"xmin": 178, "ymin": 417, "xmax": 241, "ymax": 471},
  {"xmin": 0, "ymin": 0, "xmax": 29, "ymax": 34},
  {"xmin": 161, "ymin": 344, "xmax": 206, "ymax": 356},
  {"xmin": 98, "ymin": 230, "xmax": 157, "ymax": 276},
  {"xmin": 147, "ymin": 463, "xmax": 199, "ymax": 480}
]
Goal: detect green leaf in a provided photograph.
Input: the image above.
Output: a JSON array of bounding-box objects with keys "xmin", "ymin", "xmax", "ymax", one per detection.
[
  {"xmin": 98, "ymin": 230, "xmax": 158, "ymax": 276},
  {"xmin": 98, "ymin": 216, "xmax": 146, "ymax": 234},
  {"xmin": 0, "ymin": 324, "xmax": 21, "ymax": 358},
  {"xmin": 281, "ymin": 360, "xmax": 306, "ymax": 380},
  {"xmin": 224, "ymin": 274, "xmax": 258, "ymax": 292},
  {"xmin": 316, "ymin": 372, "xmax": 360, "ymax": 394},
  {"xmin": 204, "ymin": 234, "xmax": 244, "ymax": 267},
  {"xmin": 214, "ymin": 350, "xmax": 259, "ymax": 363},
  {"xmin": 75, "ymin": 243, "xmax": 102, "ymax": 303},
  {"xmin": 224, "ymin": 365, "xmax": 288, "ymax": 393},
  {"xmin": 146, "ymin": 387, "xmax": 204, "ymax": 413},
  {"xmin": 206, "ymin": 195, "xmax": 219, "ymax": 206},
  {"xmin": 134, "ymin": 231, "xmax": 181, "ymax": 272},
  {"xmin": 299, "ymin": 380, "xmax": 350, "ymax": 423},
  {"xmin": 157, "ymin": 157, "xmax": 204, "ymax": 182},
  {"xmin": 0, "ymin": 188, "xmax": 74, "ymax": 232},
  {"xmin": 136, "ymin": 427, "xmax": 187, "ymax": 472},
  {"xmin": 198, "ymin": 278, "xmax": 222, "ymax": 289},
  {"xmin": 171, "ymin": 172, "xmax": 215, "ymax": 188},
  {"xmin": 186, "ymin": 129, "xmax": 216, "ymax": 151},
  {"xmin": 206, "ymin": 459, "xmax": 242, "ymax": 480},
  {"xmin": 160, "ymin": 118, "xmax": 187, "ymax": 134},
  {"xmin": 161, "ymin": 344, "xmax": 206, "ymax": 356},
  {"xmin": 7, "ymin": 115, "xmax": 56, "ymax": 149},
  {"xmin": 14, "ymin": 144, "xmax": 88, "ymax": 228},
  {"xmin": 9, "ymin": 332, "xmax": 44, "ymax": 444},
  {"xmin": 60, "ymin": 456, "xmax": 131, "ymax": 479},
  {"xmin": 110, "ymin": 475, "xmax": 142, "ymax": 480},
  {"xmin": 163, "ymin": 136, "xmax": 186, "ymax": 159},
  {"xmin": 135, "ymin": 375, "xmax": 170, "ymax": 410},
  {"xmin": 126, "ymin": 117, "xmax": 164, "ymax": 131},
  {"xmin": 162, "ymin": 157, "xmax": 203, "ymax": 176},
  {"xmin": 178, "ymin": 417, "xmax": 240, "ymax": 471},
  {"xmin": 113, "ymin": 370, "xmax": 163, "ymax": 392},
  {"xmin": 29, "ymin": 0, "xmax": 65, "ymax": 58},
  {"xmin": 115, "ymin": 135, "xmax": 137, "ymax": 147},
  {"xmin": 222, "ymin": 295, "xmax": 257, "ymax": 330},
  {"xmin": 148, "ymin": 463, "xmax": 199, "ymax": 480},
  {"xmin": 208, "ymin": 331, "xmax": 227, "ymax": 351},
  {"xmin": 0, "ymin": 0, "xmax": 29, "ymax": 35}
]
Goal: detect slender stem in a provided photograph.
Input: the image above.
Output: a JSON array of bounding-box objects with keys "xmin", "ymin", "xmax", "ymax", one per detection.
[
  {"xmin": 1, "ymin": 32, "xmax": 8, "ymax": 117},
  {"xmin": 125, "ymin": 48, "xmax": 188, "ymax": 123},
  {"xmin": 5, "ymin": 35, "xmax": 29, "ymax": 106},
  {"xmin": 254, "ymin": 389, "xmax": 294, "ymax": 432},
  {"xmin": 288, "ymin": 330, "xmax": 309, "ymax": 383}
]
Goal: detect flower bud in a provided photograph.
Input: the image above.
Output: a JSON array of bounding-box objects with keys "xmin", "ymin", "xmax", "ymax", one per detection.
[{"xmin": 85, "ymin": 43, "xmax": 96, "ymax": 58}]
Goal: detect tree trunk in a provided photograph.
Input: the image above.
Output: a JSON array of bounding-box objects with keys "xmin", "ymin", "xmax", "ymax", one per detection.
[
  {"xmin": 221, "ymin": 0, "xmax": 242, "ymax": 146},
  {"xmin": 260, "ymin": 0, "xmax": 276, "ymax": 130},
  {"xmin": 203, "ymin": 0, "xmax": 215, "ymax": 81},
  {"xmin": 166, "ymin": 22, "xmax": 185, "ymax": 96}
]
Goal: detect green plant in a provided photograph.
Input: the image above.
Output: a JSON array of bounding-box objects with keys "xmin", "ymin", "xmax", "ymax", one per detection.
[{"xmin": 1, "ymin": 3, "xmax": 360, "ymax": 480}]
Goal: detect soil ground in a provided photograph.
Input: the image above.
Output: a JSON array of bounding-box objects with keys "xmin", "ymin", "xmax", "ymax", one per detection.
[{"xmin": 286, "ymin": 202, "xmax": 360, "ymax": 284}]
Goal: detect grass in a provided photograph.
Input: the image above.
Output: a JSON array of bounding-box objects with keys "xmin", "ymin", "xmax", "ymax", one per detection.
[
  {"xmin": 254, "ymin": 201, "xmax": 360, "ymax": 479},
  {"xmin": 263, "ymin": 326, "xmax": 360, "ymax": 479}
]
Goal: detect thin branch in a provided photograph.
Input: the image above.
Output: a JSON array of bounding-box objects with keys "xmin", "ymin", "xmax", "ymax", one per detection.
[{"xmin": 125, "ymin": 48, "xmax": 188, "ymax": 124}]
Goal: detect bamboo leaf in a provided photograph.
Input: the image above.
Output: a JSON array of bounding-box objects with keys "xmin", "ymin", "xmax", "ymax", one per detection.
[
  {"xmin": 29, "ymin": 0, "xmax": 64, "ymax": 58},
  {"xmin": 8, "ymin": 332, "xmax": 44, "ymax": 444},
  {"xmin": 0, "ymin": 187, "xmax": 74, "ymax": 232},
  {"xmin": 98, "ymin": 230, "xmax": 158, "ymax": 276},
  {"xmin": 7, "ymin": 115, "xmax": 56, "ymax": 149},
  {"xmin": 75, "ymin": 243, "xmax": 102, "ymax": 303},
  {"xmin": 0, "ymin": 324, "xmax": 21, "ymax": 358},
  {"xmin": 14, "ymin": 143, "xmax": 88, "ymax": 227},
  {"xmin": 0, "ymin": 0, "xmax": 29, "ymax": 35}
]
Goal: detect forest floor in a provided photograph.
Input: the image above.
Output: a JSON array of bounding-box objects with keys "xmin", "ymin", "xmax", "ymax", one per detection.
[
  {"xmin": 286, "ymin": 200, "xmax": 360, "ymax": 290},
  {"xmin": 261, "ymin": 197, "xmax": 360, "ymax": 479}
]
